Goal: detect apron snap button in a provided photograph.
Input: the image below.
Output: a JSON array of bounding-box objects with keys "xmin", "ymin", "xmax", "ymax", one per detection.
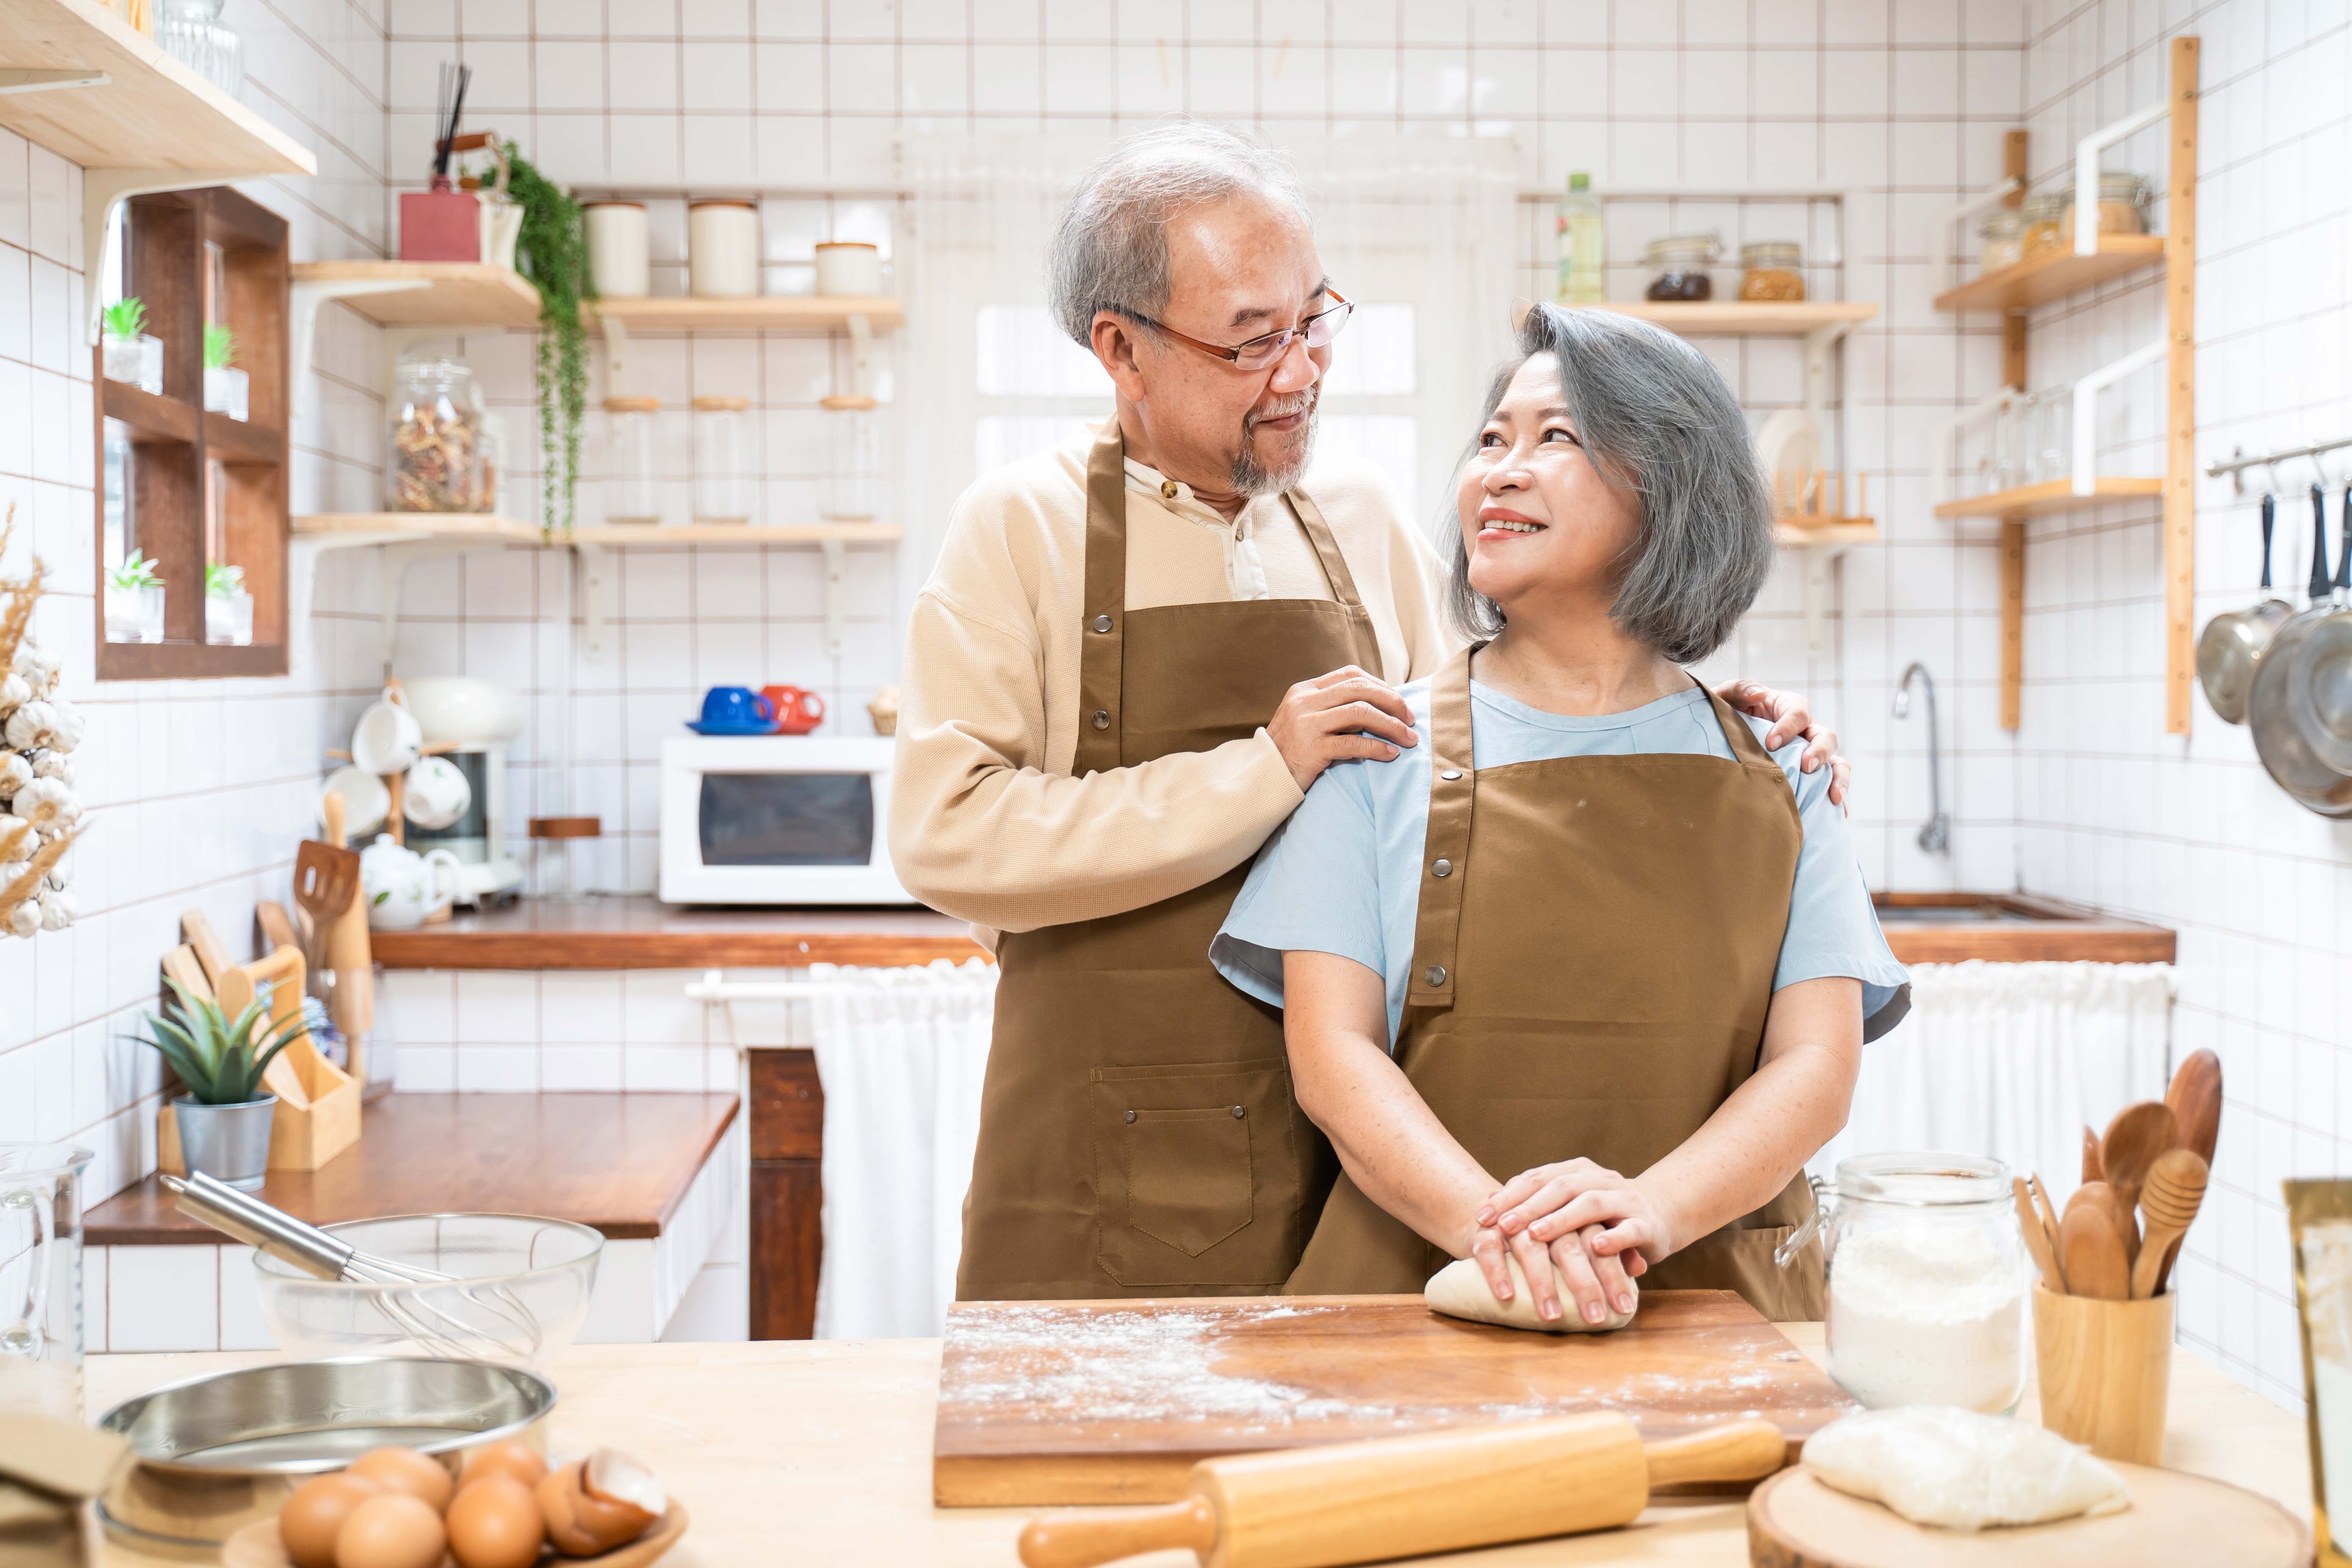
[
  {"xmin": 1091, "ymin": 710, "xmax": 1111, "ymax": 729},
  {"xmin": 1092, "ymin": 614, "xmax": 1112, "ymax": 633},
  {"xmin": 1431, "ymin": 858, "xmax": 1452, "ymax": 878},
  {"xmin": 1161, "ymin": 479, "xmax": 1179, "ymax": 498},
  {"xmin": 1230, "ymin": 1105, "xmax": 1245, "ymax": 1119},
  {"xmin": 1123, "ymin": 1109, "xmax": 1136, "ymax": 1123},
  {"xmin": 1424, "ymin": 965, "xmax": 1448, "ymax": 987},
  {"xmin": 1440, "ymin": 769, "xmax": 1463, "ymax": 781}
]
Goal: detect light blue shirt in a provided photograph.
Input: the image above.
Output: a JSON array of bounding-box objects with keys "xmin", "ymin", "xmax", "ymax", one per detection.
[{"xmin": 1211, "ymin": 676, "xmax": 1911, "ymax": 1045}]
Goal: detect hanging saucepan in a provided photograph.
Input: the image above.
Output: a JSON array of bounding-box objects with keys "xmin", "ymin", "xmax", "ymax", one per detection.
[
  {"xmin": 2195, "ymin": 490, "xmax": 2292, "ymax": 723},
  {"xmin": 2287, "ymin": 481, "xmax": 2352, "ymax": 772},
  {"xmin": 2250, "ymin": 485, "xmax": 2352, "ymax": 814}
]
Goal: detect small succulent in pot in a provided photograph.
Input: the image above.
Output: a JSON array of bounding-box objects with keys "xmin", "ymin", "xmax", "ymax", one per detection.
[
  {"xmin": 101, "ymin": 298, "xmax": 147, "ymax": 343},
  {"xmin": 135, "ymin": 978, "xmax": 308, "ymax": 1189}
]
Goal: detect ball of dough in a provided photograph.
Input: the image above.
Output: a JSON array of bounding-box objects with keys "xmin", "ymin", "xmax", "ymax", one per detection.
[
  {"xmin": 1424, "ymin": 1254, "xmax": 1637, "ymax": 1333},
  {"xmin": 1802, "ymin": 1406, "xmax": 2129, "ymax": 1531}
]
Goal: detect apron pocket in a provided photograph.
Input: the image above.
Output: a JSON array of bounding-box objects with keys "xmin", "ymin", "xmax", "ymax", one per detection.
[
  {"xmin": 1125, "ymin": 1109, "xmax": 1251, "ymax": 1256},
  {"xmin": 1092, "ymin": 1059, "xmax": 1299, "ymax": 1287}
]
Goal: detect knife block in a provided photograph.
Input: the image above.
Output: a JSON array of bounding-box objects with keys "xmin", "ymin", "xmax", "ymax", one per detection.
[
  {"xmin": 2033, "ymin": 1282, "xmax": 2173, "ymax": 1464},
  {"xmin": 157, "ymin": 944, "xmax": 362, "ymax": 1176}
]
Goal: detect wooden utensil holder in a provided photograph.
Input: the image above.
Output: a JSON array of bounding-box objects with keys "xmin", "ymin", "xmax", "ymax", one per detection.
[
  {"xmin": 157, "ymin": 944, "xmax": 363, "ymax": 1175},
  {"xmin": 2033, "ymin": 1282, "xmax": 2173, "ymax": 1464}
]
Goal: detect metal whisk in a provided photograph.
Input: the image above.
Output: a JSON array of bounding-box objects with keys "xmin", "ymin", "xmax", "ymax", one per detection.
[{"xmin": 162, "ymin": 1170, "xmax": 544, "ymax": 1363}]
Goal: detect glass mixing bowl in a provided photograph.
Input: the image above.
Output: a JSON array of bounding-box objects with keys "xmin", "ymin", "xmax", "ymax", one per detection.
[{"xmin": 253, "ymin": 1213, "xmax": 602, "ymax": 1368}]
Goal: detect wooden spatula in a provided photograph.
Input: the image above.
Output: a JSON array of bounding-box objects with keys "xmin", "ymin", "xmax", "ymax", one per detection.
[
  {"xmin": 293, "ymin": 840, "xmax": 361, "ymax": 949},
  {"xmin": 2059, "ymin": 1205, "xmax": 2130, "ymax": 1301},
  {"xmin": 2082, "ymin": 1125, "xmax": 2104, "ymax": 1185},
  {"xmin": 2132, "ymin": 1149, "xmax": 2210, "ymax": 1300},
  {"xmin": 2065, "ymin": 1179, "xmax": 2140, "ymax": 1268},
  {"xmin": 2100, "ymin": 1101, "xmax": 2181, "ymax": 1217},
  {"xmin": 2013, "ymin": 1177, "xmax": 2066, "ymax": 1292},
  {"xmin": 2168, "ymin": 1049, "xmax": 2222, "ymax": 1169},
  {"xmin": 1018, "ymin": 1413, "xmax": 1785, "ymax": 1568}
]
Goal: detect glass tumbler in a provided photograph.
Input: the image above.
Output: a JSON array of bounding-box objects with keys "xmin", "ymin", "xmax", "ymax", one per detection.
[
  {"xmin": 0, "ymin": 1144, "xmax": 92, "ymax": 1422},
  {"xmin": 2032, "ymin": 389, "xmax": 2074, "ymax": 485},
  {"xmin": 691, "ymin": 396, "xmax": 752, "ymax": 524},
  {"xmin": 604, "ymin": 397, "xmax": 661, "ymax": 524},
  {"xmin": 823, "ymin": 401, "xmax": 883, "ymax": 520}
]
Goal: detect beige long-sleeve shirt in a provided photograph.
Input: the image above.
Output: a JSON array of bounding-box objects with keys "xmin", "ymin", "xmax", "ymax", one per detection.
[{"xmin": 891, "ymin": 422, "xmax": 1456, "ymax": 943}]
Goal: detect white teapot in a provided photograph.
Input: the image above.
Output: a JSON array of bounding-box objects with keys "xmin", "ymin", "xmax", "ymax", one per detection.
[{"xmin": 359, "ymin": 834, "xmax": 462, "ymax": 930}]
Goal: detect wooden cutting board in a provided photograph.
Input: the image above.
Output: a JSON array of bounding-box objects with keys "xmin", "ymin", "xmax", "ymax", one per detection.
[
  {"xmin": 934, "ymin": 1290, "xmax": 1860, "ymax": 1505},
  {"xmin": 1746, "ymin": 1462, "xmax": 2312, "ymax": 1566}
]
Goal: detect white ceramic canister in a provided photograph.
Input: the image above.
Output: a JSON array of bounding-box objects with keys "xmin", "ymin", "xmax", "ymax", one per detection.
[
  {"xmin": 688, "ymin": 200, "xmax": 760, "ymax": 299},
  {"xmin": 583, "ymin": 201, "xmax": 649, "ymax": 299},
  {"xmin": 814, "ymin": 240, "xmax": 883, "ymax": 297}
]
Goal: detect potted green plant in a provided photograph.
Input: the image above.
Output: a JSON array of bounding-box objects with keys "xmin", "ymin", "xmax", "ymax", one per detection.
[
  {"xmin": 105, "ymin": 549, "xmax": 164, "ymax": 644},
  {"xmin": 204, "ymin": 561, "xmax": 251, "ymax": 646},
  {"xmin": 202, "ymin": 322, "xmax": 247, "ymax": 421},
  {"xmin": 134, "ymin": 978, "xmax": 306, "ymax": 1191},
  {"xmin": 497, "ymin": 141, "xmax": 594, "ymax": 538},
  {"xmin": 100, "ymin": 297, "xmax": 162, "ymax": 394}
]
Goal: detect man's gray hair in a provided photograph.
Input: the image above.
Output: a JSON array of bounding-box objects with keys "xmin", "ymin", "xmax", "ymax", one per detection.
[
  {"xmin": 1048, "ymin": 123, "xmax": 1308, "ymax": 346},
  {"xmin": 1447, "ymin": 304, "xmax": 1772, "ymax": 665}
]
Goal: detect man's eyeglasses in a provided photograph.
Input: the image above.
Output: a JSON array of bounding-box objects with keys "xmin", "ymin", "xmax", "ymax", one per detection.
[{"xmin": 1127, "ymin": 289, "xmax": 1354, "ymax": 373}]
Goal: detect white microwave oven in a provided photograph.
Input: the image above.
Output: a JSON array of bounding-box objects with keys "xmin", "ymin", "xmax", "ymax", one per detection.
[{"xmin": 658, "ymin": 736, "xmax": 914, "ymax": 905}]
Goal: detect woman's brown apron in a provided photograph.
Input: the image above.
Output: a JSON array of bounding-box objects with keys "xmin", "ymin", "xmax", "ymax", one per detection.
[
  {"xmin": 956, "ymin": 421, "xmax": 1385, "ymax": 1301},
  {"xmin": 1287, "ymin": 645, "xmax": 1829, "ymax": 1319}
]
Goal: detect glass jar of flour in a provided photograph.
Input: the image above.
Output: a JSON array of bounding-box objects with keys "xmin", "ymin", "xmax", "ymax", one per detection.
[{"xmin": 1785, "ymin": 1153, "xmax": 2027, "ymax": 1414}]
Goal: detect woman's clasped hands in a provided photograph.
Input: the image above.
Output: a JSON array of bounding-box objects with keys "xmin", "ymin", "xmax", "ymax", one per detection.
[{"xmin": 1462, "ymin": 1157, "xmax": 1674, "ymax": 1326}]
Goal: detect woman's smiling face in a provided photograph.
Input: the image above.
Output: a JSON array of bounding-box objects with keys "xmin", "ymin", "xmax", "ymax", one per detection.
[{"xmin": 1456, "ymin": 352, "xmax": 1646, "ymax": 620}]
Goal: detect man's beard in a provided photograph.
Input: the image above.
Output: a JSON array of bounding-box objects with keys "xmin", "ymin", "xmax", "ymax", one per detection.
[{"xmin": 1230, "ymin": 391, "xmax": 1320, "ymax": 498}]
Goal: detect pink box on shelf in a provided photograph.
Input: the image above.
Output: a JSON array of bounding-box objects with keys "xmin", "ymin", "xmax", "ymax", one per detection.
[{"xmin": 400, "ymin": 184, "xmax": 480, "ymax": 263}]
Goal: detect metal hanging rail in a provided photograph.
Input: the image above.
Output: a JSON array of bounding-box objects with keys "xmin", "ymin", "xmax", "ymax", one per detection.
[{"xmin": 2207, "ymin": 436, "xmax": 2352, "ymax": 489}]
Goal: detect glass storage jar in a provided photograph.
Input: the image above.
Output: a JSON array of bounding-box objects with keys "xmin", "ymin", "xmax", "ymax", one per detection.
[
  {"xmin": 2060, "ymin": 171, "xmax": 2151, "ymax": 241},
  {"xmin": 387, "ymin": 353, "xmax": 480, "ymax": 513},
  {"xmin": 691, "ymin": 396, "xmax": 752, "ymax": 524},
  {"xmin": 822, "ymin": 398, "xmax": 882, "ymax": 520},
  {"xmin": 1791, "ymin": 1153, "xmax": 2027, "ymax": 1414},
  {"xmin": 2019, "ymin": 191, "xmax": 2067, "ymax": 254},
  {"xmin": 1978, "ymin": 210, "xmax": 2026, "ymax": 275},
  {"xmin": 1736, "ymin": 242, "xmax": 1805, "ymax": 302},
  {"xmin": 159, "ymin": 0, "xmax": 242, "ymax": 96},
  {"xmin": 604, "ymin": 396, "xmax": 661, "ymax": 524},
  {"xmin": 2027, "ymin": 387, "xmax": 2073, "ymax": 484},
  {"xmin": 1642, "ymin": 233, "xmax": 1720, "ymax": 301}
]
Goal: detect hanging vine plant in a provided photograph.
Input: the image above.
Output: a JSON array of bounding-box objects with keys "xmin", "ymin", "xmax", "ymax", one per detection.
[{"xmin": 502, "ymin": 143, "xmax": 594, "ymax": 538}]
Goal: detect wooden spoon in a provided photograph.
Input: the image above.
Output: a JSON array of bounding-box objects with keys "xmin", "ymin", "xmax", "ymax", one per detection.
[
  {"xmin": 2168, "ymin": 1049, "xmax": 2222, "ymax": 1169},
  {"xmin": 2082, "ymin": 1125, "xmax": 2104, "ymax": 1186},
  {"xmin": 2027, "ymin": 1174, "xmax": 2063, "ymax": 1264},
  {"xmin": 2059, "ymin": 1204, "xmax": 2130, "ymax": 1301},
  {"xmin": 2100, "ymin": 1100, "xmax": 2181, "ymax": 1213},
  {"xmin": 2065, "ymin": 1179, "xmax": 2140, "ymax": 1268},
  {"xmin": 2014, "ymin": 1177, "xmax": 2066, "ymax": 1292},
  {"xmin": 2132, "ymin": 1148, "xmax": 2210, "ymax": 1300}
]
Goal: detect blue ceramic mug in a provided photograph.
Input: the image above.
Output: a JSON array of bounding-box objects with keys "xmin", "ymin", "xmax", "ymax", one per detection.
[{"xmin": 698, "ymin": 686, "xmax": 774, "ymax": 732}]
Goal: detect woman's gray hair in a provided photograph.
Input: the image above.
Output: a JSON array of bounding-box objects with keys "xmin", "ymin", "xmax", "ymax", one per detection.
[
  {"xmin": 1048, "ymin": 123, "xmax": 1308, "ymax": 345},
  {"xmin": 1447, "ymin": 303, "xmax": 1773, "ymax": 665}
]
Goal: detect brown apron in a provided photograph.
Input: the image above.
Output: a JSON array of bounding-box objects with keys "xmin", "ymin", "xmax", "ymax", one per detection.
[
  {"xmin": 956, "ymin": 421, "xmax": 1385, "ymax": 1300},
  {"xmin": 1287, "ymin": 645, "xmax": 1829, "ymax": 1319}
]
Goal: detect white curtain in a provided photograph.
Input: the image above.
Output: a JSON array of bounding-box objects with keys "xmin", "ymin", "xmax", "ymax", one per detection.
[
  {"xmin": 901, "ymin": 129, "xmax": 1522, "ymax": 568},
  {"xmin": 1810, "ymin": 961, "xmax": 2176, "ymax": 1206},
  {"xmin": 809, "ymin": 960, "xmax": 997, "ymax": 1340}
]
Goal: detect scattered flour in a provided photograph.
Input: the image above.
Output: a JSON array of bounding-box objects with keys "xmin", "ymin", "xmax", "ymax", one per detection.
[{"xmin": 1827, "ymin": 1219, "xmax": 2024, "ymax": 1413}]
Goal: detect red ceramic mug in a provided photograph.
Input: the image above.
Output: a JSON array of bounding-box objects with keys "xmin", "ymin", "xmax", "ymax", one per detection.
[{"xmin": 760, "ymin": 684, "xmax": 826, "ymax": 735}]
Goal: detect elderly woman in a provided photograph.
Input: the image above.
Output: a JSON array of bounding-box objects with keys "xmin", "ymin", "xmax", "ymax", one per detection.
[{"xmin": 1210, "ymin": 305, "xmax": 1907, "ymax": 1326}]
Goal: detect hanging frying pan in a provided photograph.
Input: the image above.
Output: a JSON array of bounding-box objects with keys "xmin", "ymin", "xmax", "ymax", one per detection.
[
  {"xmin": 2287, "ymin": 480, "xmax": 2352, "ymax": 772},
  {"xmin": 2250, "ymin": 485, "xmax": 2352, "ymax": 814},
  {"xmin": 2195, "ymin": 490, "xmax": 2292, "ymax": 723}
]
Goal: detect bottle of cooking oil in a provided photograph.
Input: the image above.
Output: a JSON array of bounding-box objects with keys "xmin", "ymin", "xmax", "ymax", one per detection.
[{"xmin": 1555, "ymin": 172, "xmax": 1604, "ymax": 305}]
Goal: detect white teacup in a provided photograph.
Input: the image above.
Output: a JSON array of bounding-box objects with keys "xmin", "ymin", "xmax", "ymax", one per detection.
[
  {"xmin": 321, "ymin": 767, "xmax": 391, "ymax": 839},
  {"xmin": 351, "ymin": 686, "xmax": 422, "ymax": 775},
  {"xmin": 403, "ymin": 754, "xmax": 473, "ymax": 831}
]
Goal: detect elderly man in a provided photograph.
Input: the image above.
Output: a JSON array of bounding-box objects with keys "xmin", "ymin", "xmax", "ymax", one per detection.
[{"xmin": 892, "ymin": 123, "xmax": 1842, "ymax": 1301}]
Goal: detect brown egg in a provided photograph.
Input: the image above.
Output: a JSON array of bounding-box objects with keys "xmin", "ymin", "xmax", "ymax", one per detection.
[
  {"xmin": 458, "ymin": 1439, "xmax": 549, "ymax": 1493},
  {"xmin": 335, "ymin": 1492, "xmax": 447, "ymax": 1568},
  {"xmin": 348, "ymin": 1446, "xmax": 456, "ymax": 1513},
  {"xmin": 446, "ymin": 1475, "xmax": 545, "ymax": 1568},
  {"xmin": 277, "ymin": 1473, "xmax": 384, "ymax": 1568}
]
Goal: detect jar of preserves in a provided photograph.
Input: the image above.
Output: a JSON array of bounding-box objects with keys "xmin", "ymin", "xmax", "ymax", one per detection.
[
  {"xmin": 2060, "ymin": 171, "xmax": 2151, "ymax": 241},
  {"xmin": 604, "ymin": 396, "xmax": 662, "ymax": 524},
  {"xmin": 1736, "ymin": 241, "xmax": 1805, "ymax": 302},
  {"xmin": 1642, "ymin": 233, "xmax": 1720, "ymax": 301},
  {"xmin": 691, "ymin": 396, "xmax": 752, "ymax": 524},
  {"xmin": 2019, "ymin": 191, "xmax": 2067, "ymax": 254},
  {"xmin": 1978, "ymin": 210, "xmax": 2025, "ymax": 275},
  {"xmin": 387, "ymin": 353, "xmax": 479, "ymax": 514}
]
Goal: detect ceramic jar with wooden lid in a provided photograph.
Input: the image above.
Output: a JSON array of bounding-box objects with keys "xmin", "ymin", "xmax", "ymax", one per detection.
[
  {"xmin": 815, "ymin": 241, "xmax": 883, "ymax": 296},
  {"xmin": 583, "ymin": 201, "xmax": 649, "ymax": 298},
  {"xmin": 688, "ymin": 201, "xmax": 760, "ymax": 298}
]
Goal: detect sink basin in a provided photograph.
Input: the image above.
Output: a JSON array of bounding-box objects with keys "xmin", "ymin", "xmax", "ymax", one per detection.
[{"xmin": 1870, "ymin": 894, "xmax": 2173, "ymax": 963}]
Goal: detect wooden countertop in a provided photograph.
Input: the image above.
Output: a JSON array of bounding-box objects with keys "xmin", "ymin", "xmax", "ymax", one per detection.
[
  {"xmin": 92, "ymin": 1322, "xmax": 2307, "ymax": 1567},
  {"xmin": 1874, "ymin": 892, "xmax": 2177, "ymax": 964},
  {"xmin": 86, "ymin": 1094, "xmax": 737, "ymax": 1245},
  {"xmin": 370, "ymin": 897, "xmax": 988, "ymax": 970}
]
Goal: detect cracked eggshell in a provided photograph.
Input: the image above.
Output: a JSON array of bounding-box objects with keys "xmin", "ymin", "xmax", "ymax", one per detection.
[
  {"xmin": 42, "ymin": 701, "xmax": 81, "ymax": 753},
  {"xmin": 27, "ymin": 749, "xmax": 66, "ymax": 783},
  {"xmin": 4, "ymin": 701, "xmax": 50, "ymax": 751},
  {"xmin": 11, "ymin": 778, "xmax": 74, "ymax": 831}
]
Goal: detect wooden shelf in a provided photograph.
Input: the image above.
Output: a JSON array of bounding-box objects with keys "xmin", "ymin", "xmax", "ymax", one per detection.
[
  {"xmin": 1933, "ymin": 234, "xmax": 2166, "ymax": 313},
  {"xmin": 1933, "ymin": 477, "xmax": 2164, "ymax": 520},
  {"xmin": 1584, "ymin": 301, "xmax": 1878, "ymax": 336},
  {"xmin": 371, "ymin": 897, "xmax": 983, "ymax": 971},
  {"xmin": 294, "ymin": 512, "xmax": 543, "ymax": 545},
  {"xmin": 100, "ymin": 377, "xmax": 195, "ymax": 443},
  {"xmin": 569, "ymin": 523, "xmax": 902, "ymax": 546},
  {"xmin": 591, "ymin": 296, "xmax": 903, "ymax": 332},
  {"xmin": 1774, "ymin": 521, "xmax": 1878, "ymax": 547},
  {"xmin": 0, "ymin": 0, "xmax": 313, "ymax": 174},
  {"xmin": 201, "ymin": 410, "xmax": 281, "ymax": 464},
  {"xmin": 289, "ymin": 261, "xmax": 544, "ymax": 328}
]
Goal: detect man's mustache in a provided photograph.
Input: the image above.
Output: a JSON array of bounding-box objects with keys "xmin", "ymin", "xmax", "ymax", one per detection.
[{"xmin": 1244, "ymin": 391, "xmax": 1319, "ymax": 433}]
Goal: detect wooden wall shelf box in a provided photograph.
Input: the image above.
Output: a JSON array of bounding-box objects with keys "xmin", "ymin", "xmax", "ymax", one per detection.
[
  {"xmin": 1932, "ymin": 234, "xmax": 2166, "ymax": 313},
  {"xmin": 590, "ymin": 296, "xmax": 904, "ymax": 333},
  {"xmin": 1934, "ymin": 477, "xmax": 2165, "ymax": 521},
  {"xmin": 292, "ymin": 513, "xmax": 541, "ymax": 546},
  {"xmin": 289, "ymin": 261, "xmax": 543, "ymax": 328}
]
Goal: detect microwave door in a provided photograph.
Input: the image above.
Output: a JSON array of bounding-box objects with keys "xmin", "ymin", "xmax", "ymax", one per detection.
[{"xmin": 699, "ymin": 771, "xmax": 874, "ymax": 866}]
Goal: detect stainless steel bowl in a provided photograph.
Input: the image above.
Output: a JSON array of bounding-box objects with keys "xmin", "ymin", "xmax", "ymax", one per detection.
[{"xmin": 94, "ymin": 1356, "xmax": 554, "ymax": 1557}]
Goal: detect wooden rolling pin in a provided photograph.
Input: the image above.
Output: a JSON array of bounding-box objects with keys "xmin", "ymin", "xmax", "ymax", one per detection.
[{"xmin": 1017, "ymin": 1412, "xmax": 1785, "ymax": 1568}]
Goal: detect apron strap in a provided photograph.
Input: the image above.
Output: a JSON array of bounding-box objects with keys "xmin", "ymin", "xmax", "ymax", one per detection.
[
  {"xmin": 1699, "ymin": 681, "xmax": 1785, "ymax": 770},
  {"xmin": 1283, "ymin": 487, "xmax": 1366, "ymax": 612},
  {"xmin": 1406, "ymin": 643, "xmax": 1479, "ymax": 1012},
  {"xmin": 1076, "ymin": 421, "xmax": 1129, "ymax": 777}
]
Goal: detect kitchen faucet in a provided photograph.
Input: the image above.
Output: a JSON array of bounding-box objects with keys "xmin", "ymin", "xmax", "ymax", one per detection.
[{"xmin": 1891, "ymin": 662, "xmax": 1950, "ymax": 855}]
